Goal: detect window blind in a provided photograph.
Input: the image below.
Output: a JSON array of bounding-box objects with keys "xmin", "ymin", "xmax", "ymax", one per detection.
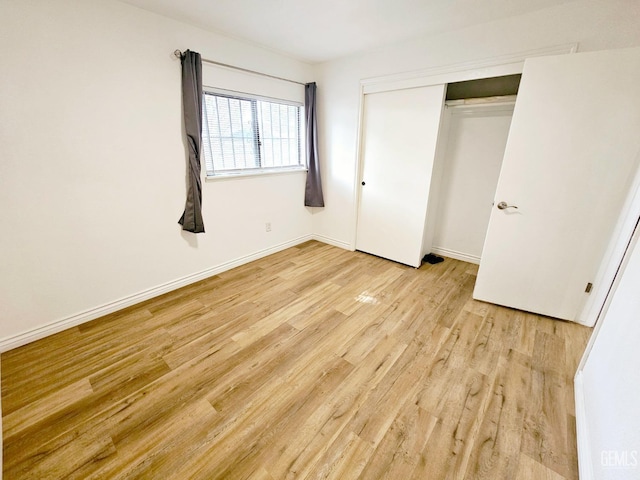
[{"xmin": 202, "ymin": 91, "xmax": 303, "ymax": 175}]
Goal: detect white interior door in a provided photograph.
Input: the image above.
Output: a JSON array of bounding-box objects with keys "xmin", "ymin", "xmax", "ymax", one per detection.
[
  {"xmin": 474, "ymin": 47, "xmax": 640, "ymax": 321},
  {"xmin": 356, "ymin": 85, "xmax": 445, "ymax": 267}
]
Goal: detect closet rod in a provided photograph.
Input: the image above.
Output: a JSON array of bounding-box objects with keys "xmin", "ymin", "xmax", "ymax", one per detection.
[
  {"xmin": 173, "ymin": 50, "xmax": 306, "ymax": 86},
  {"xmin": 445, "ymin": 95, "xmax": 517, "ymax": 108}
]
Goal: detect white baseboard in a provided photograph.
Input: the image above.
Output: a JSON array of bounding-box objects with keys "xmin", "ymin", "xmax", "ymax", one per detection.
[
  {"xmin": 312, "ymin": 234, "xmax": 353, "ymax": 251},
  {"xmin": 430, "ymin": 246, "xmax": 481, "ymax": 265},
  {"xmin": 0, "ymin": 235, "xmax": 316, "ymax": 352},
  {"xmin": 574, "ymin": 371, "xmax": 593, "ymax": 480}
]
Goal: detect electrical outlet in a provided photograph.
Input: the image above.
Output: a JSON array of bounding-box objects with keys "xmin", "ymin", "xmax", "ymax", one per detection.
[{"xmin": 265, "ymin": 222, "xmax": 271, "ymax": 232}]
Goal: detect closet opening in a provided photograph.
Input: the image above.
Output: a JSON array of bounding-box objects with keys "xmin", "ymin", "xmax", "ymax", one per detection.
[{"xmin": 426, "ymin": 75, "xmax": 521, "ymax": 265}]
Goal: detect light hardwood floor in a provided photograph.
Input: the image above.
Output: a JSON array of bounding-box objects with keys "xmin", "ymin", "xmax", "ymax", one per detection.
[{"xmin": 1, "ymin": 241, "xmax": 592, "ymax": 479}]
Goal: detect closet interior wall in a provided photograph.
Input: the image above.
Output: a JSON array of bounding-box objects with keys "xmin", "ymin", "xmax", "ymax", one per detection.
[{"xmin": 427, "ymin": 87, "xmax": 517, "ymax": 264}]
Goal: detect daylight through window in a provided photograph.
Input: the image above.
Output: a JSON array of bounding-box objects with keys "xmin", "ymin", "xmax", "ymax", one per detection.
[{"xmin": 202, "ymin": 91, "xmax": 304, "ymax": 176}]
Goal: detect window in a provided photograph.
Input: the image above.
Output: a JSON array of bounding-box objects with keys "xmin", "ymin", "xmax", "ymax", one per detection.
[{"xmin": 201, "ymin": 91, "xmax": 304, "ymax": 176}]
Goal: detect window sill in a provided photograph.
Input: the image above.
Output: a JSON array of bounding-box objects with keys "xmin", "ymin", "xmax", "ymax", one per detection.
[{"xmin": 205, "ymin": 167, "xmax": 307, "ymax": 182}]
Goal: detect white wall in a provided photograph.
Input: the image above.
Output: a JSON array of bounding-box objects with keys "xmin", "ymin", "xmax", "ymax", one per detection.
[
  {"xmin": 578, "ymin": 226, "xmax": 640, "ymax": 479},
  {"xmin": 431, "ymin": 105, "xmax": 513, "ymax": 264},
  {"xmin": 0, "ymin": 0, "xmax": 314, "ymax": 348},
  {"xmin": 312, "ymin": 0, "xmax": 640, "ymax": 248},
  {"xmin": 3, "ymin": 0, "xmax": 640, "ymax": 350}
]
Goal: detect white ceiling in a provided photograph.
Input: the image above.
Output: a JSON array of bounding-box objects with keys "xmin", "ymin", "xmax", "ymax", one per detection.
[{"xmin": 119, "ymin": 0, "xmax": 576, "ymax": 63}]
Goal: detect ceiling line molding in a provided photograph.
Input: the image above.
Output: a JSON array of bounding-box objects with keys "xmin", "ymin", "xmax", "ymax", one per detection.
[{"xmin": 361, "ymin": 43, "xmax": 578, "ymax": 94}]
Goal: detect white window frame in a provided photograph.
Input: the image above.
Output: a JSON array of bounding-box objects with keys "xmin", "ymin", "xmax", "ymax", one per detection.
[{"xmin": 201, "ymin": 88, "xmax": 306, "ymax": 179}]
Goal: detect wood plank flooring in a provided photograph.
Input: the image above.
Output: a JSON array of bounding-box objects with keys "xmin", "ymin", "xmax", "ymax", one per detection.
[{"xmin": 1, "ymin": 241, "xmax": 592, "ymax": 479}]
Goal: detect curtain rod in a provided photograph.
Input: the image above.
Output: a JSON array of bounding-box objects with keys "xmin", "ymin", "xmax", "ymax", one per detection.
[{"xmin": 174, "ymin": 50, "xmax": 306, "ymax": 86}]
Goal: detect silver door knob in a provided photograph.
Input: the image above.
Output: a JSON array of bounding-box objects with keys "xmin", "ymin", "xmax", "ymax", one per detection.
[{"xmin": 497, "ymin": 201, "xmax": 518, "ymax": 210}]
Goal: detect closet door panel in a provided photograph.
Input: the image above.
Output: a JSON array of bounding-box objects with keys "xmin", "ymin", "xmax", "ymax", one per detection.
[{"xmin": 356, "ymin": 85, "xmax": 446, "ymax": 267}]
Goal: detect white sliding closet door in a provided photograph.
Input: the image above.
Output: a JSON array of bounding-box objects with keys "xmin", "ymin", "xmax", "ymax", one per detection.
[{"xmin": 356, "ymin": 85, "xmax": 446, "ymax": 267}]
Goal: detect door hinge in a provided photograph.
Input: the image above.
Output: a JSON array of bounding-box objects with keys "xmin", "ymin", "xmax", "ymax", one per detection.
[{"xmin": 585, "ymin": 282, "xmax": 593, "ymax": 293}]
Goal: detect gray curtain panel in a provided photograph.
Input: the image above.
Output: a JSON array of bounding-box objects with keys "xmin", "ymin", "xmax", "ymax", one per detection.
[
  {"xmin": 304, "ymin": 82, "xmax": 325, "ymax": 207},
  {"xmin": 178, "ymin": 50, "xmax": 205, "ymax": 233}
]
